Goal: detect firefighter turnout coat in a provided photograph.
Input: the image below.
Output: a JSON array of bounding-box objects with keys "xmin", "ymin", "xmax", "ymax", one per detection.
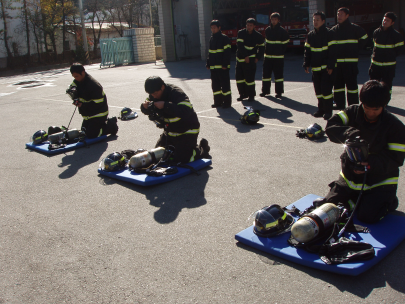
[
  {"xmin": 331, "ymin": 19, "xmax": 368, "ymax": 107},
  {"xmin": 235, "ymin": 28, "xmax": 264, "ymax": 98},
  {"xmin": 206, "ymin": 31, "xmax": 232, "ymax": 106},
  {"xmin": 262, "ymin": 22, "xmax": 289, "ymax": 95},
  {"xmin": 326, "ymin": 105, "xmax": 405, "ymax": 191},
  {"xmin": 141, "ymin": 84, "xmax": 200, "ymax": 137},
  {"xmin": 72, "ymin": 73, "xmax": 108, "ymax": 120}
]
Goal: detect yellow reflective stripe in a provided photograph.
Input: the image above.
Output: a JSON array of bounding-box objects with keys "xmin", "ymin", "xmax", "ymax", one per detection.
[
  {"xmin": 337, "ymin": 111, "xmax": 349, "ymax": 125},
  {"xmin": 334, "ymin": 88, "xmax": 345, "ymax": 93},
  {"xmin": 310, "ymin": 46, "xmax": 328, "ymax": 52},
  {"xmin": 262, "ymin": 78, "xmax": 271, "ymax": 81},
  {"xmin": 236, "ymin": 80, "xmax": 245, "ymax": 83},
  {"xmin": 249, "ymin": 54, "xmax": 256, "ymax": 58},
  {"xmin": 79, "ymin": 91, "xmax": 105, "ymax": 103},
  {"xmin": 264, "ymin": 55, "xmax": 284, "ymax": 59},
  {"xmin": 395, "ymin": 41, "xmax": 404, "ymax": 47},
  {"xmin": 312, "ymin": 65, "xmax": 327, "ymax": 71},
  {"xmin": 374, "ymin": 42, "xmax": 395, "ymax": 49},
  {"xmin": 178, "ymin": 101, "xmax": 192, "ymax": 108},
  {"xmin": 336, "ymin": 40, "xmax": 358, "ymax": 44},
  {"xmin": 97, "ymin": 128, "xmax": 103, "ymax": 137},
  {"xmin": 347, "ymin": 199, "xmax": 355, "ymax": 211},
  {"xmin": 224, "ymin": 44, "xmax": 231, "ymax": 49},
  {"xmin": 266, "ymin": 39, "xmax": 289, "ymax": 44},
  {"xmin": 275, "ymin": 78, "xmax": 283, "ymax": 82},
  {"xmin": 256, "ymin": 43, "xmax": 265, "ymax": 47},
  {"xmin": 316, "ymin": 94, "xmax": 323, "ymax": 98},
  {"xmin": 360, "ymin": 34, "xmax": 368, "ymax": 40},
  {"xmin": 340, "ymin": 171, "xmax": 398, "ymax": 190},
  {"xmin": 337, "ymin": 58, "xmax": 358, "ymax": 62},
  {"xmin": 168, "ymin": 129, "xmax": 200, "ymax": 137},
  {"xmin": 216, "ymin": 49, "xmax": 224, "ymax": 53},
  {"xmin": 164, "ymin": 117, "xmax": 181, "ymax": 123},
  {"xmin": 83, "ymin": 111, "xmax": 109, "ymax": 120},
  {"xmin": 388, "ymin": 143, "xmax": 405, "ymax": 152},
  {"xmin": 213, "ymin": 90, "xmax": 222, "ymax": 95},
  {"xmin": 246, "ymin": 81, "xmax": 255, "ymax": 86},
  {"xmin": 236, "ymin": 57, "xmax": 245, "ymax": 62},
  {"xmin": 305, "ymin": 42, "xmax": 310, "ymax": 47},
  {"xmin": 93, "ymin": 97, "xmax": 104, "ymax": 103},
  {"xmin": 371, "ymin": 59, "xmax": 396, "ymax": 66},
  {"xmin": 347, "ymin": 89, "xmax": 358, "ymax": 94},
  {"xmin": 237, "ymin": 38, "xmax": 244, "ymax": 43},
  {"xmin": 188, "ymin": 149, "xmax": 197, "ymax": 162},
  {"xmin": 328, "ymin": 40, "xmax": 336, "ymax": 46},
  {"xmin": 323, "ymin": 93, "xmax": 333, "ymax": 100},
  {"xmin": 222, "ymin": 91, "xmax": 231, "ymax": 96},
  {"xmin": 210, "ymin": 65, "xmax": 224, "ymax": 69}
]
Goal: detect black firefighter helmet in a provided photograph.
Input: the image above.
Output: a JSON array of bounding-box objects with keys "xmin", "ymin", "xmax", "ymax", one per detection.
[
  {"xmin": 32, "ymin": 130, "xmax": 48, "ymax": 144},
  {"xmin": 100, "ymin": 152, "xmax": 126, "ymax": 171},
  {"xmin": 296, "ymin": 123, "xmax": 325, "ymax": 139},
  {"xmin": 251, "ymin": 205, "xmax": 294, "ymax": 237},
  {"xmin": 241, "ymin": 106, "xmax": 260, "ymax": 125},
  {"xmin": 119, "ymin": 107, "xmax": 138, "ymax": 120}
]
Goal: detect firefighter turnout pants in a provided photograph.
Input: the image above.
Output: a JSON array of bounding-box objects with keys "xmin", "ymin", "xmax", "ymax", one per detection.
[
  {"xmin": 81, "ymin": 115, "xmax": 107, "ymax": 139},
  {"xmin": 156, "ymin": 132, "xmax": 201, "ymax": 164},
  {"xmin": 325, "ymin": 179, "xmax": 397, "ymax": 224},
  {"xmin": 312, "ymin": 69, "xmax": 334, "ymax": 115},
  {"xmin": 262, "ymin": 58, "xmax": 284, "ymax": 95},
  {"xmin": 236, "ymin": 60, "xmax": 257, "ymax": 98},
  {"xmin": 369, "ymin": 64, "xmax": 394, "ymax": 100},
  {"xmin": 333, "ymin": 63, "xmax": 359, "ymax": 109},
  {"xmin": 211, "ymin": 69, "xmax": 232, "ymax": 107}
]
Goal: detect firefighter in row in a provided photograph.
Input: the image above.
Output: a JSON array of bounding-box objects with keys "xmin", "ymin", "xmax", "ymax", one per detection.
[
  {"xmin": 260, "ymin": 12, "xmax": 289, "ymax": 99},
  {"xmin": 331, "ymin": 7, "xmax": 368, "ymax": 110},
  {"xmin": 369, "ymin": 12, "xmax": 404, "ymax": 100},
  {"xmin": 235, "ymin": 18, "xmax": 265, "ymax": 102},
  {"xmin": 303, "ymin": 11, "xmax": 337, "ymax": 120},
  {"xmin": 141, "ymin": 76, "xmax": 211, "ymax": 163},
  {"xmin": 206, "ymin": 20, "xmax": 232, "ymax": 109},
  {"xmin": 69, "ymin": 63, "xmax": 118, "ymax": 138}
]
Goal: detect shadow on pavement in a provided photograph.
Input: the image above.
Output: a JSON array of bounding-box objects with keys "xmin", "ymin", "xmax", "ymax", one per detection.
[
  {"xmin": 58, "ymin": 136, "xmax": 117, "ymax": 179},
  {"xmin": 241, "ymin": 99, "xmax": 295, "ymax": 124},
  {"xmin": 212, "ymin": 106, "xmax": 264, "ymax": 133},
  {"xmin": 266, "ymin": 95, "xmax": 318, "ymax": 116},
  {"xmin": 387, "ymin": 105, "xmax": 405, "ymax": 118},
  {"xmin": 236, "ymin": 238, "xmax": 405, "ymax": 298},
  {"xmin": 99, "ymin": 166, "xmax": 211, "ymax": 224}
]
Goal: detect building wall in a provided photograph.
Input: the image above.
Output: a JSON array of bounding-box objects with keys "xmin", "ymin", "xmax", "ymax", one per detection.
[
  {"xmin": 197, "ymin": 0, "xmax": 213, "ymax": 61},
  {"xmin": 158, "ymin": 0, "xmax": 176, "ymax": 61},
  {"xmin": 125, "ymin": 28, "xmax": 156, "ymax": 63}
]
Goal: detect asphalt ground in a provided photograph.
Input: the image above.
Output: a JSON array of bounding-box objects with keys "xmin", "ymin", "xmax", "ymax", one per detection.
[{"xmin": 1, "ymin": 53, "xmax": 405, "ymax": 303}]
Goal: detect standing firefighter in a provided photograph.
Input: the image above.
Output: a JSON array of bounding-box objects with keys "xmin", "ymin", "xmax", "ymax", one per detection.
[
  {"xmin": 235, "ymin": 18, "xmax": 265, "ymax": 102},
  {"xmin": 331, "ymin": 7, "xmax": 368, "ymax": 110},
  {"xmin": 260, "ymin": 12, "xmax": 289, "ymax": 99},
  {"xmin": 369, "ymin": 12, "xmax": 404, "ymax": 99},
  {"xmin": 304, "ymin": 11, "xmax": 337, "ymax": 120},
  {"xmin": 206, "ymin": 20, "xmax": 232, "ymax": 109}
]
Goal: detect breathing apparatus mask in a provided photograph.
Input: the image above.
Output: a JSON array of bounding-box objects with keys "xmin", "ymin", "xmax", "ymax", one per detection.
[
  {"xmin": 66, "ymin": 85, "xmax": 79, "ymax": 102},
  {"xmin": 344, "ymin": 136, "xmax": 369, "ymax": 170},
  {"xmin": 249, "ymin": 205, "xmax": 295, "ymax": 237},
  {"xmin": 148, "ymin": 102, "xmax": 165, "ymax": 128}
]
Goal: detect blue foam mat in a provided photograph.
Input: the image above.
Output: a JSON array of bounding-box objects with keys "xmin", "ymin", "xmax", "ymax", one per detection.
[
  {"xmin": 26, "ymin": 135, "xmax": 108, "ymax": 155},
  {"xmin": 235, "ymin": 194, "xmax": 405, "ymax": 276},
  {"xmin": 98, "ymin": 158, "xmax": 212, "ymax": 186}
]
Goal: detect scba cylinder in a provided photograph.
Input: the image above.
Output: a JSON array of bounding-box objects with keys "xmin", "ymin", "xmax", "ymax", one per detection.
[
  {"xmin": 291, "ymin": 203, "xmax": 340, "ymax": 243},
  {"xmin": 48, "ymin": 129, "xmax": 82, "ymax": 144},
  {"xmin": 129, "ymin": 147, "xmax": 165, "ymax": 169}
]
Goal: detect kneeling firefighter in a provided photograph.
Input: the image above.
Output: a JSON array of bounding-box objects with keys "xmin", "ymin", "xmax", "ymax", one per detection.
[{"xmin": 140, "ymin": 76, "xmax": 211, "ymax": 163}]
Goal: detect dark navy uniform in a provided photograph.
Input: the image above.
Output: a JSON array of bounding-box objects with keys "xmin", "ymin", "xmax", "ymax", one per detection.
[
  {"xmin": 325, "ymin": 105, "xmax": 405, "ymax": 223},
  {"xmin": 369, "ymin": 25, "xmax": 404, "ymax": 98},
  {"xmin": 304, "ymin": 24, "xmax": 337, "ymax": 116},
  {"xmin": 261, "ymin": 22, "xmax": 289, "ymax": 96},
  {"xmin": 206, "ymin": 30, "xmax": 232, "ymax": 107},
  {"xmin": 331, "ymin": 19, "xmax": 368, "ymax": 109},
  {"xmin": 235, "ymin": 28, "xmax": 265, "ymax": 99}
]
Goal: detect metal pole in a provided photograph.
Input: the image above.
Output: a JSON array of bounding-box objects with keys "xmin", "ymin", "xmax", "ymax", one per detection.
[
  {"xmin": 149, "ymin": 0, "xmax": 153, "ymax": 27},
  {"xmin": 78, "ymin": 0, "xmax": 90, "ymax": 64}
]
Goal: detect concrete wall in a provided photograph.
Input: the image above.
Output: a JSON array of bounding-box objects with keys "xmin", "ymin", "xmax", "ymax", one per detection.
[
  {"xmin": 308, "ymin": 0, "xmax": 326, "ymax": 31},
  {"xmin": 197, "ymin": 0, "xmax": 213, "ymax": 61},
  {"xmin": 158, "ymin": 0, "xmax": 176, "ymax": 61},
  {"xmin": 172, "ymin": 0, "xmax": 200, "ymax": 59},
  {"xmin": 124, "ymin": 28, "xmax": 156, "ymax": 63}
]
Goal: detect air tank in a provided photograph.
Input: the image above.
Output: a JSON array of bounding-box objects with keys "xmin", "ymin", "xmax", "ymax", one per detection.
[
  {"xmin": 129, "ymin": 147, "xmax": 165, "ymax": 169},
  {"xmin": 291, "ymin": 203, "xmax": 340, "ymax": 243},
  {"xmin": 48, "ymin": 129, "xmax": 82, "ymax": 144}
]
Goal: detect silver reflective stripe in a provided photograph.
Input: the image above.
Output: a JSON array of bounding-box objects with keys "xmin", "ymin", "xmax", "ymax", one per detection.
[
  {"xmin": 213, "ymin": 91, "xmax": 222, "ymax": 96},
  {"xmin": 387, "ymin": 143, "xmax": 405, "ymax": 152},
  {"xmin": 83, "ymin": 111, "xmax": 109, "ymax": 120},
  {"xmin": 337, "ymin": 111, "xmax": 349, "ymax": 125},
  {"xmin": 188, "ymin": 149, "xmax": 197, "ymax": 162},
  {"xmin": 178, "ymin": 101, "xmax": 193, "ymax": 108},
  {"xmin": 168, "ymin": 128, "xmax": 200, "ymax": 137},
  {"xmin": 164, "ymin": 117, "xmax": 181, "ymax": 123}
]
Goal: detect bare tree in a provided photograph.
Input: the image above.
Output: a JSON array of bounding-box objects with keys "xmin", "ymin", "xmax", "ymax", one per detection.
[{"xmin": 0, "ymin": 0, "xmax": 15, "ymax": 67}]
